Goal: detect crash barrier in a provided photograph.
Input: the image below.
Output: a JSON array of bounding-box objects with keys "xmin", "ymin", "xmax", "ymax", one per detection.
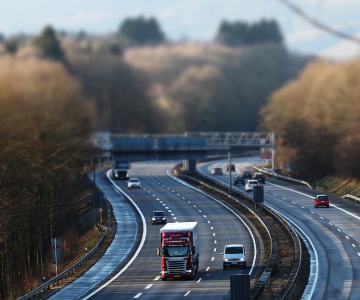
[
  {"xmin": 17, "ymin": 225, "xmax": 107, "ymax": 300},
  {"xmin": 177, "ymin": 170, "xmax": 302, "ymax": 300},
  {"xmin": 18, "ymin": 162, "xmax": 114, "ymax": 300},
  {"xmin": 341, "ymin": 194, "xmax": 360, "ymax": 204},
  {"xmin": 253, "ymin": 165, "xmax": 312, "ymax": 189}
]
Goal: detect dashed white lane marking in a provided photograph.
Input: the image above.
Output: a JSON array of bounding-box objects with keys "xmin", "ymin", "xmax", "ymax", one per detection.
[
  {"xmin": 206, "ymin": 267, "xmax": 210, "ymax": 271},
  {"xmin": 148, "ymin": 191, "xmax": 151, "ymax": 193},
  {"xmin": 214, "ymin": 248, "xmax": 216, "ymax": 252},
  {"xmin": 292, "ymin": 202, "xmax": 296, "ymax": 204},
  {"xmin": 212, "ymin": 257, "xmax": 214, "ymax": 261},
  {"xmin": 163, "ymin": 185, "xmax": 165, "ymax": 187},
  {"xmin": 153, "ymin": 194, "xmax": 156, "ymax": 197},
  {"xmin": 165, "ymin": 207, "xmax": 169, "ymax": 209},
  {"xmin": 168, "ymin": 210, "xmax": 172, "ymax": 212},
  {"xmin": 301, "ymin": 206, "xmax": 305, "ymax": 209},
  {"xmin": 204, "ymin": 215, "xmax": 207, "ymax": 218},
  {"xmin": 197, "ymin": 278, "xmax": 202, "ymax": 283},
  {"xmin": 337, "ymin": 229, "xmax": 341, "ymax": 232},
  {"xmin": 184, "ymin": 291, "xmax": 191, "ymax": 296},
  {"xmin": 171, "ymin": 213, "xmax": 175, "ymax": 216},
  {"xmin": 208, "ymin": 221, "xmax": 210, "ymax": 223},
  {"xmin": 320, "ymin": 217, "xmax": 324, "ymax": 219},
  {"xmin": 156, "ymin": 198, "xmax": 160, "ymax": 200},
  {"xmin": 182, "ymin": 197, "xmax": 186, "ymax": 199},
  {"xmin": 352, "ymin": 244, "xmax": 356, "ymax": 247},
  {"xmin": 154, "ymin": 276, "xmax": 160, "ymax": 280},
  {"xmin": 143, "ymin": 188, "xmax": 146, "ymax": 190},
  {"xmin": 177, "ymin": 194, "xmax": 181, "ymax": 196},
  {"xmin": 162, "ymin": 204, "xmax": 166, "ymax": 206},
  {"xmin": 133, "ymin": 293, "xmax": 142, "ymax": 298},
  {"xmin": 213, "ymin": 233, "xmax": 216, "ymax": 236},
  {"xmin": 175, "ymin": 221, "xmax": 179, "ymax": 223},
  {"xmin": 199, "ymin": 210, "xmax": 202, "ymax": 212},
  {"xmin": 329, "ymin": 222, "xmax": 333, "ymax": 225},
  {"xmin": 167, "ymin": 188, "xmax": 170, "ymax": 189},
  {"xmin": 145, "ymin": 284, "xmax": 153, "ymax": 289},
  {"xmin": 193, "ymin": 205, "xmax": 197, "ymax": 207},
  {"xmin": 283, "ymin": 198, "xmax": 286, "ymax": 200},
  {"xmin": 173, "ymin": 217, "xmax": 177, "ymax": 220},
  {"xmin": 358, "ymin": 252, "xmax": 360, "ymax": 257},
  {"xmin": 214, "ymin": 240, "xmax": 217, "ymax": 244},
  {"xmin": 172, "ymin": 190, "xmax": 175, "ymax": 193},
  {"xmin": 311, "ymin": 211, "xmax": 314, "ymax": 214},
  {"xmin": 211, "ymin": 227, "xmax": 213, "ymax": 230},
  {"xmin": 273, "ymin": 194, "xmax": 277, "ymax": 196},
  {"xmin": 346, "ymin": 236, "xmax": 349, "ymax": 239},
  {"xmin": 188, "ymin": 201, "xmax": 191, "ymax": 203},
  {"xmin": 159, "ymin": 201, "xmax": 163, "ymax": 203}
]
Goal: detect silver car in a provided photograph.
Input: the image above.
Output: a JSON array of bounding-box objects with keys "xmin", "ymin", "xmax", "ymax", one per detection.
[
  {"xmin": 245, "ymin": 180, "xmax": 259, "ymax": 192},
  {"xmin": 127, "ymin": 178, "xmax": 141, "ymax": 189}
]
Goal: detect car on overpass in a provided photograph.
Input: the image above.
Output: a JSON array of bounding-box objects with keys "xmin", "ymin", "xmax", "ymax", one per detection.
[
  {"xmin": 212, "ymin": 167, "xmax": 223, "ymax": 175},
  {"xmin": 314, "ymin": 195, "xmax": 329, "ymax": 208}
]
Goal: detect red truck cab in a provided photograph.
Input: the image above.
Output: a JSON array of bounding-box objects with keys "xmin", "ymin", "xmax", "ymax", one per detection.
[
  {"xmin": 158, "ymin": 222, "xmax": 199, "ymax": 281},
  {"xmin": 314, "ymin": 195, "xmax": 329, "ymax": 208}
]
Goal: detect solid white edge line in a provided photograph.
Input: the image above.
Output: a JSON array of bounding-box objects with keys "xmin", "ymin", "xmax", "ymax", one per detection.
[
  {"xmin": 82, "ymin": 170, "xmax": 147, "ymax": 300},
  {"xmin": 197, "ymin": 278, "xmax": 202, "ymax": 283},
  {"xmin": 166, "ymin": 168, "xmax": 257, "ymax": 275},
  {"xmin": 145, "ymin": 284, "xmax": 153, "ymax": 289}
]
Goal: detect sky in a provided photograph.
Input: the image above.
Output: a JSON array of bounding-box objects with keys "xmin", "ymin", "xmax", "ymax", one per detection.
[{"xmin": 1, "ymin": 0, "xmax": 360, "ymax": 60}]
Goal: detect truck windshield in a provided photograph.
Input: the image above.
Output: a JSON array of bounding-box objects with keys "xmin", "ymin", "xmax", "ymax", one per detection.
[
  {"xmin": 116, "ymin": 163, "xmax": 129, "ymax": 168},
  {"xmin": 162, "ymin": 246, "xmax": 190, "ymax": 257}
]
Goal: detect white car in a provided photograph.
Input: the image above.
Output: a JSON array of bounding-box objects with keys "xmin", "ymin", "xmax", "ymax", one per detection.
[
  {"xmin": 222, "ymin": 244, "xmax": 246, "ymax": 269},
  {"xmin": 245, "ymin": 180, "xmax": 259, "ymax": 192},
  {"xmin": 127, "ymin": 178, "xmax": 141, "ymax": 189}
]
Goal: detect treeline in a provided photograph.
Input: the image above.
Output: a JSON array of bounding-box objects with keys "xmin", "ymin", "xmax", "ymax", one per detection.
[
  {"xmin": 260, "ymin": 58, "xmax": 360, "ymax": 181},
  {"xmin": 0, "ymin": 57, "xmax": 95, "ymax": 298},
  {"xmin": 124, "ymin": 43, "xmax": 310, "ymax": 132}
]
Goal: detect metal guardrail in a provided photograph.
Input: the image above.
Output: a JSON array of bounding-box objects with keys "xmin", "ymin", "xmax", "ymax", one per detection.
[
  {"xmin": 179, "ymin": 168, "xmax": 302, "ymax": 299},
  {"xmin": 341, "ymin": 194, "xmax": 360, "ymax": 203},
  {"xmin": 253, "ymin": 165, "xmax": 312, "ymax": 189},
  {"xmin": 18, "ymin": 162, "xmax": 114, "ymax": 300},
  {"xmin": 18, "ymin": 225, "xmax": 107, "ymax": 300},
  {"xmin": 177, "ymin": 172, "xmax": 276, "ymax": 300}
]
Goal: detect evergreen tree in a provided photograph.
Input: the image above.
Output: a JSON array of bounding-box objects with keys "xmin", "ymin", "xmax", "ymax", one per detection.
[
  {"xmin": 33, "ymin": 25, "xmax": 65, "ymax": 62},
  {"xmin": 119, "ymin": 16, "xmax": 165, "ymax": 45}
]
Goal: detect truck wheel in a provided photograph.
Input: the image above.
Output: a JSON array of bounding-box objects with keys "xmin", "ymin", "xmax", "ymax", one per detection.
[{"xmin": 161, "ymin": 277, "xmax": 167, "ymax": 281}]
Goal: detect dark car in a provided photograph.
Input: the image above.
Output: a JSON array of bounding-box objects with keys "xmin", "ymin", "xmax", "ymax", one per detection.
[
  {"xmin": 226, "ymin": 164, "xmax": 236, "ymax": 172},
  {"xmin": 151, "ymin": 211, "xmax": 167, "ymax": 224},
  {"xmin": 240, "ymin": 171, "xmax": 253, "ymax": 179},
  {"xmin": 234, "ymin": 175, "xmax": 245, "ymax": 185},
  {"xmin": 253, "ymin": 173, "xmax": 265, "ymax": 184},
  {"xmin": 314, "ymin": 195, "xmax": 329, "ymax": 208},
  {"xmin": 212, "ymin": 168, "xmax": 223, "ymax": 175}
]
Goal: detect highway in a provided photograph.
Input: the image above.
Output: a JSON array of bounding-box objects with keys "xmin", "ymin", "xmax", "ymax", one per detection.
[
  {"xmin": 198, "ymin": 157, "xmax": 360, "ymax": 300},
  {"xmin": 52, "ymin": 161, "xmax": 264, "ymax": 300}
]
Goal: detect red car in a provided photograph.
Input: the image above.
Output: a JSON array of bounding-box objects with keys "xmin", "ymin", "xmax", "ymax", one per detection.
[{"xmin": 314, "ymin": 195, "xmax": 329, "ymax": 208}]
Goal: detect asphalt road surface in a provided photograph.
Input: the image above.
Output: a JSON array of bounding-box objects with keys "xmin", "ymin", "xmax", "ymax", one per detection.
[
  {"xmin": 199, "ymin": 156, "xmax": 360, "ymax": 300},
  {"xmin": 52, "ymin": 161, "xmax": 264, "ymax": 300}
]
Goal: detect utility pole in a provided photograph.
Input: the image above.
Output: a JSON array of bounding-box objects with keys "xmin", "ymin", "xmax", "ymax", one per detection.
[
  {"xmin": 228, "ymin": 151, "xmax": 232, "ymax": 193},
  {"xmin": 271, "ymin": 132, "xmax": 275, "ymax": 170},
  {"xmin": 92, "ymin": 157, "xmax": 95, "ymax": 225}
]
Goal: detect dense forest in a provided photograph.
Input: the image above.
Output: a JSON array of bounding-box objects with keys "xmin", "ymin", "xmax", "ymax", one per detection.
[{"xmin": 260, "ymin": 58, "xmax": 360, "ymax": 181}]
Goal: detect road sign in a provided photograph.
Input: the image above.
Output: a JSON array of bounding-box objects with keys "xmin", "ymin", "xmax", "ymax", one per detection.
[
  {"xmin": 286, "ymin": 163, "xmax": 290, "ymax": 172},
  {"xmin": 260, "ymin": 147, "xmax": 272, "ymax": 159},
  {"xmin": 51, "ymin": 238, "xmax": 61, "ymax": 264}
]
